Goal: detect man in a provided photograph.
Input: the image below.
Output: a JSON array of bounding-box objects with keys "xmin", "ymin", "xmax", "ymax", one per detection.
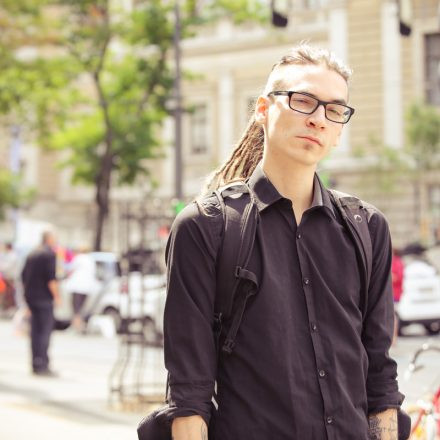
[
  {"xmin": 164, "ymin": 45, "xmax": 404, "ymax": 439},
  {"xmin": 65, "ymin": 245, "xmax": 95, "ymax": 333},
  {"xmin": 22, "ymin": 231, "xmax": 60, "ymax": 376}
]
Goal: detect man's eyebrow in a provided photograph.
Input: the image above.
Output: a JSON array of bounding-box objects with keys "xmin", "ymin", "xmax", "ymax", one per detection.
[{"xmin": 294, "ymin": 90, "xmax": 347, "ymax": 105}]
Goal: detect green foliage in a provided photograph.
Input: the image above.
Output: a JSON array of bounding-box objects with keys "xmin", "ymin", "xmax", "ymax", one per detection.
[
  {"xmin": 42, "ymin": 1, "xmax": 175, "ymax": 188},
  {"xmin": 0, "ymin": 0, "xmax": 266, "ymax": 248},
  {"xmin": 352, "ymin": 132, "xmax": 409, "ymax": 193},
  {"xmin": 355, "ymin": 102, "xmax": 440, "ymax": 195},
  {"xmin": 0, "ymin": 168, "xmax": 35, "ymax": 219},
  {"xmin": 203, "ymin": 0, "xmax": 269, "ymax": 24},
  {"xmin": 405, "ymin": 102, "xmax": 440, "ymax": 170}
]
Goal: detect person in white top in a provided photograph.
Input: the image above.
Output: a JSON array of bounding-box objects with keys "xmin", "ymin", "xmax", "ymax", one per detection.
[{"xmin": 66, "ymin": 246, "xmax": 95, "ymax": 332}]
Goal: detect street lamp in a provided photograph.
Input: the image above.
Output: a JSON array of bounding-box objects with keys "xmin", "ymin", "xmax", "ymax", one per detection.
[{"xmin": 173, "ymin": 0, "xmax": 183, "ymax": 200}]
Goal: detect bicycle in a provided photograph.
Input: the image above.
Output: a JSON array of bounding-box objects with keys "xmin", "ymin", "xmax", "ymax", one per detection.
[{"xmin": 403, "ymin": 343, "xmax": 440, "ymax": 439}]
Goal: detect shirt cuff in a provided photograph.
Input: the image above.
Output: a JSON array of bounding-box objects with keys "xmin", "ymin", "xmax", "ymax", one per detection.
[
  {"xmin": 368, "ymin": 390, "xmax": 405, "ymax": 414},
  {"xmin": 168, "ymin": 381, "xmax": 214, "ymax": 426}
]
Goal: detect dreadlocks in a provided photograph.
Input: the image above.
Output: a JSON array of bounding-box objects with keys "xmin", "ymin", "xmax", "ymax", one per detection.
[{"xmin": 203, "ymin": 43, "xmax": 352, "ymax": 193}]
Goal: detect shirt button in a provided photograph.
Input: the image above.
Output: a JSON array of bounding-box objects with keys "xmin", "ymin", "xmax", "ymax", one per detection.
[
  {"xmin": 296, "ymin": 233, "xmax": 302, "ymax": 239},
  {"xmin": 303, "ymin": 277, "xmax": 310, "ymax": 285},
  {"xmin": 311, "ymin": 323, "xmax": 318, "ymax": 332},
  {"xmin": 318, "ymin": 369, "xmax": 326, "ymax": 378},
  {"xmin": 326, "ymin": 416, "xmax": 333, "ymax": 424}
]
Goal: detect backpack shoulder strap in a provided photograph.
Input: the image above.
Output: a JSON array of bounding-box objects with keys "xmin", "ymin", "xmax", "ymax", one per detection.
[
  {"xmin": 328, "ymin": 189, "xmax": 374, "ymax": 320},
  {"xmin": 213, "ymin": 182, "xmax": 259, "ymax": 354}
]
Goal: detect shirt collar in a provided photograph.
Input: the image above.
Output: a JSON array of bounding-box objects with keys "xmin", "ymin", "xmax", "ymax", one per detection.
[{"xmin": 247, "ymin": 163, "xmax": 336, "ymax": 218}]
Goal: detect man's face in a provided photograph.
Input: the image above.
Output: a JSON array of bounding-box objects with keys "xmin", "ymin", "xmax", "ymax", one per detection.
[{"xmin": 256, "ymin": 63, "xmax": 348, "ymax": 168}]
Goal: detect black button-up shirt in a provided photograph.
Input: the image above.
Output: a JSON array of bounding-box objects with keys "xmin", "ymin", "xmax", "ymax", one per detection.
[{"xmin": 164, "ymin": 164, "xmax": 403, "ymax": 439}]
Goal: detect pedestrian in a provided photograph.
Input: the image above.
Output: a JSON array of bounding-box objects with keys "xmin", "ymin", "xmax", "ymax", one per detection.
[
  {"xmin": 0, "ymin": 242, "xmax": 19, "ymax": 312},
  {"xmin": 391, "ymin": 248, "xmax": 404, "ymax": 344},
  {"xmin": 21, "ymin": 230, "xmax": 60, "ymax": 376},
  {"xmin": 65, "ymin": 245, "xmax": 95, "ymax": 333},
  {"xmin": 164, "ymin": 44, "xmax": 404, "ymax": 440}
]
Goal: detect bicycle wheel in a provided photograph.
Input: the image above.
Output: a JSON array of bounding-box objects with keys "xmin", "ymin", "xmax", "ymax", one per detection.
[{"xmin": 406, "ymin": 404, "xmax": 438, "ymax": 440}]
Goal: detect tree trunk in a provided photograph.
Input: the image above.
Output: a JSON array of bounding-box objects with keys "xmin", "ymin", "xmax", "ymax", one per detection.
[
  {"xmin": 92, "ymin": 2, "xmax": 111, "ymax": 251},
  {"xmin": 94, "ymin": 157, "xmax": 112, "ymax": 251}
]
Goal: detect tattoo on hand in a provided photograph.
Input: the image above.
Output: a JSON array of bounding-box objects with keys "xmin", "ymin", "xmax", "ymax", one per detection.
[
  {"xmin": 369, "ymin": 415, "xmax": 381, "ymax": 440},
  {"xmin": 368, "ymin": 412, "xmax": 397, "ymax": 440}
]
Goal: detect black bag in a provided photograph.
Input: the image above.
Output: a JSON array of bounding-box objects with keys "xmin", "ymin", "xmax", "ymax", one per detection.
[{"xmin": 137, "ymin": 406, "xmax": 173, "ymax": 440}]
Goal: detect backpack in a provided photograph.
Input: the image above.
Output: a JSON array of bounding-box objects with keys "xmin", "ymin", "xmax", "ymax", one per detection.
[{"xmin": 212, "ymin": 182, "xmax": 375, "ymax": 355}]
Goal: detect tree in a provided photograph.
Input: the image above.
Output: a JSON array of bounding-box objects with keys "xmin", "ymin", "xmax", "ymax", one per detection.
[
  {"xmin": 354, "ymin": 102, "xmax": 440, "ymax": 242},
  {"xmin": 405, "ymin": 102, "xmax": 440, "ymax": 171},
  {"xmin": 0, "ymin": 168, "xmax": 35, "ymax": 219},
  {"xmin": 1, "ymin": 0, "xmax": 268, "ymax": 250},
  {"xmin": 0, "ymin": 1, "xmax": 55, "ymax": 219},
  {"xmin": 404, "ymin": 102, "xmax": 440, "ymax": 238},
  {"xmin": 38, "ymin": 0, "xmax": 175, "ymax": 250}
]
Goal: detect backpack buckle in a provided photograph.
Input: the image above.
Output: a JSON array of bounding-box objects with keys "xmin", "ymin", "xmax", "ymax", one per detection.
[{"xmin": 222, "ymin": 338, "xmax": 235, "ymax": 354}]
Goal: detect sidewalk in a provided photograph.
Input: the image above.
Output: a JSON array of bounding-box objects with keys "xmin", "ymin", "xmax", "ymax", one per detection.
[
  {"xmin": 1, "ymin": 315, "xmax": 436, "ymax": 439},
  {"xmin": 0, "ymin": 318, "xmax": 167, "ymax": 440}
]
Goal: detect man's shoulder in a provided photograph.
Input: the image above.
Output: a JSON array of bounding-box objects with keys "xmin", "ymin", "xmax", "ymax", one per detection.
[
  {"xmin": 29, "ymin": 246, "xmax": 55, "ymax": 263},
  {"xmin": 172, "ymin": 193, "xmax": 223, "ymax": 233}
]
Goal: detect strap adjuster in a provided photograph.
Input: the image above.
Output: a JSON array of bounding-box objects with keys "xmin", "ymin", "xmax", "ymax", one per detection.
[{"xmin": 222, "ymin": 338, "xmax": 235, "ymax": 354}]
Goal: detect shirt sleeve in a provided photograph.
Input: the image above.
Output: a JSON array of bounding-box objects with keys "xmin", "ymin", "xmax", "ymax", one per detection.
[
  {"xmin": 163, "ymin": 200, "xmax": 223, "ymax": 425},
  {"xmin": 363, "ymin": 211, "xmax": 404, "ymax": 414}
]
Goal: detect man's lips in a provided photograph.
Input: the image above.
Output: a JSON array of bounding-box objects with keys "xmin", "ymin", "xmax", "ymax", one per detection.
[{"xmin": 297, "ymin": 136, "xmax": 322, "ymax": 146}]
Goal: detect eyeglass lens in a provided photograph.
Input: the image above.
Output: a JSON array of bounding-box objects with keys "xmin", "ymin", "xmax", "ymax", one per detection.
[{"xmin": 289, "ymin": 93, "xmax": 351, "ymax": 123}]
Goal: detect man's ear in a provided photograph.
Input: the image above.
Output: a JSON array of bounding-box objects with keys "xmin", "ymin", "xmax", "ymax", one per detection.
[{"xmin": 255, "ymin": 96, "xmax": 269, "ymax": 124}]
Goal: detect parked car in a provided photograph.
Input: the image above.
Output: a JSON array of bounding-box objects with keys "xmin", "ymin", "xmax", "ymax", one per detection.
[
  {"xmin": 396, "ymin": 257, "xmax": 440, "ymax": 335},
  {"xmin": 56, "ymin": 252, "xmax": 120, "ymax": 324},
  {"xmin": 98, "ymin": 271, "xmax": 166, "ymax": 343},
  {"xmin": 57, "ymin": 251, "xmax": 167, "ymax": 341}
]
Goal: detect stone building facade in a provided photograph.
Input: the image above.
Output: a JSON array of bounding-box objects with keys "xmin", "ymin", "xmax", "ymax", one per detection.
[{"xmin": 2, "ymin": 0, "xmax": 440, "ymax": 251}]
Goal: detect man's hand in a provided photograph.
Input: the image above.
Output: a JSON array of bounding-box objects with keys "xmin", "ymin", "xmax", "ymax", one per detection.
[
  {"xmin": 171, "ymin": 415, "xmax": 208, "ymax": 440},
  {"xmin": 48, "ymin": 280, "xmax": 61, "ymax": 307},
  {"xmin": 368, "ymin": 408, "xmax": 398, "ymax": 440}
]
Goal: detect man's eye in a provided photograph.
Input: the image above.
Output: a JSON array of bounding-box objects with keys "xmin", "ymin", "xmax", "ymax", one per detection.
[
  {"xmin": 328, "ymin": 107, "xmax": 343, "ymax": 116},
  {"xmin": 293, "ymin": 98, "xmax": 312, "ymax": 104}
]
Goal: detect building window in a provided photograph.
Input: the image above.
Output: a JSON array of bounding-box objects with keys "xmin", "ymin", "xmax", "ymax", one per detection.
[
  {"xmin": 190, "ymin": 104, "xmax": 209, "ymax": 155},
  {"xmin": 425, "ymin": 33, "xmax": 440, "ymax": 106}
]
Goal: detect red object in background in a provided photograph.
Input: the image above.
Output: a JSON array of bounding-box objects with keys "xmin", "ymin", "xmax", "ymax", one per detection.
[
  {"xmin": 391, "ymin": 253, "xmax": 404, "ymax": 302},
  {"xmin": 0, "ymin": 274, "xmax": 6, "ymax": 294},
  {"xmin": 158, "ymin": 225, "xmax": 170, "ymax": 239}
]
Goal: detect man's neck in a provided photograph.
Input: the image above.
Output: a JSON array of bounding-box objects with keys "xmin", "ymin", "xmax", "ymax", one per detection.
[{"xmin": 262, "ymin": 155, "xmax": 316, "ymax": 224}]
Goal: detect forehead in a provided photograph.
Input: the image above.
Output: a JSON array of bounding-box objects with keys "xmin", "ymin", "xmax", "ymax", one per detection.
[{"xmin": 269, "ymin": 63, "xmax": 349, "ymax": 102}]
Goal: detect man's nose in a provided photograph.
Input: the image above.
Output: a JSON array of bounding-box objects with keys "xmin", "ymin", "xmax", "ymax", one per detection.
[{"xmin": 306, "ymin": 104, "xmax": 327, "ymax": 128}]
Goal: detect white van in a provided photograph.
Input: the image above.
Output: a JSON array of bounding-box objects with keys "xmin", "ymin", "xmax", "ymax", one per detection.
[{"xmin": 396, "ymin": 258, "xmax": 440, "ymax": 335}]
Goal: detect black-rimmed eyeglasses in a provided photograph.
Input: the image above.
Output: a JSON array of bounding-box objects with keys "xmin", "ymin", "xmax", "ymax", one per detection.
[{"xmin": 267, "ymin": 91, "xmax": 355, "ymax": 124}]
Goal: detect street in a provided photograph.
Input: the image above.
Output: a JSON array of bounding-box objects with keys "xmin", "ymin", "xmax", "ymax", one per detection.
[
  {"xmin": 0, "ymin": 318, "xmax": 167, "ymax": 440},
  {"xmin": 0, "ymin": 318, "xmax": 439, "ymax": 439}
]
